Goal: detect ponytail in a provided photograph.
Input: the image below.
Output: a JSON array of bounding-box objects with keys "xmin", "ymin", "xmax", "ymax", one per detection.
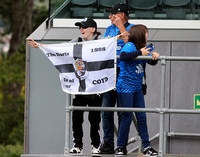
[{"xmin": 94, "ymin": 31, "xmax": 101, "ymax": 40}]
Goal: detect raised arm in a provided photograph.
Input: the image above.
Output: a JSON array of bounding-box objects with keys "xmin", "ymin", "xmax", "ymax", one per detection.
[
  {"xmin": 120, "ymin": 47, "xmax": 151, "ymax": 61},
  {"xmin": 27, "ymin": 39, "xmax": 45, "ymax": 48}
]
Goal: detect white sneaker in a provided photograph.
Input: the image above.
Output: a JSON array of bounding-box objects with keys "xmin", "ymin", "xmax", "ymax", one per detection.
[
  {"xmin": 143, "ymin": 147, "xmax": 158, "ymax": 157},
  {"xmin": 70, "ymin": 147, "xmax": 83, "ymax": 156},
  {"xmin": 92, "ymin": 145, "xmax": 101, "ymax": 156}
]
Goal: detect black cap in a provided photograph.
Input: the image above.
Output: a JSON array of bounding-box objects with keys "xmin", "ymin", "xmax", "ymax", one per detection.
[
  {"xmin": 106, "ymin": 2, "xmax": 130, "ymax": 15},
  {"xmin": 75, "ymin": 18, "xmax": 97, "ymax": 28}
]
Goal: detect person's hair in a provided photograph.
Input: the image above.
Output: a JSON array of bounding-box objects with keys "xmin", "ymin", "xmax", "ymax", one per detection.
[
  {"xmin": 128, "ymin": 24, "xmax": 148, "ymax": 50},
  {"xmin": 94, "ymin": 29, "xmax": 101, "ymax": 40},
  {"xmin": 96, "ymin": 31, "xmax": 101, "ymax": 36}
]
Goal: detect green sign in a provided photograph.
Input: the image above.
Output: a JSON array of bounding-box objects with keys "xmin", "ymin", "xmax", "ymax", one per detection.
[{"xmin": 194, "ymin": 94, "xmax": 200, "ymax": 109}]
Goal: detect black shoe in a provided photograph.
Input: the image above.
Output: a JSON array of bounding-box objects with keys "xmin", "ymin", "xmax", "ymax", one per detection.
[
  {"xmin": 143, "ymin": 147, "xmax": 158, "ymax": 157},
  {"xmin": 99, "ymin": 141, "xmax": 114, "ymax": 154},
  {"xmin": 114, "ymin": 147, "xmax": 127, "ymax": 156}
]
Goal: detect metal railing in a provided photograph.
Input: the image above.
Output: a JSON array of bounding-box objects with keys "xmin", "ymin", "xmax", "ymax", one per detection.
[{"xmin": 64, "ymin": 55, "xmax": 200, "ymax": 157}]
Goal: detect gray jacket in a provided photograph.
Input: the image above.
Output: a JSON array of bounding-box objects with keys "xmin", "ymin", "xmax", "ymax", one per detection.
[{"xmin": 69, "ymin": 34, "xmax": 103, "ymax": 43}]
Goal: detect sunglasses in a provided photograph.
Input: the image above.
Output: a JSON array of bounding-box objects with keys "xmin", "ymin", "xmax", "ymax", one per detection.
[
  {"xmin": 111, "ymin": 12, "xmax": 122, "ymax": 16},
  {"xmin": 79, "ymin": 25, "xmax": 91, "ymax": 29}
]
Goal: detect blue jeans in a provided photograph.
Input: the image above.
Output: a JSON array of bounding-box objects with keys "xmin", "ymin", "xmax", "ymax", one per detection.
[
  {"xmin": 117, "ymin": 90, "xmax": 150, "ymax": 148},
  {"xmin": 101, "ymin": 90, "xmax": 118, "ymax": 145}
]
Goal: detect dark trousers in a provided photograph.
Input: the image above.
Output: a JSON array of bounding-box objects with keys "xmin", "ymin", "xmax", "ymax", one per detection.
[{"xmin": 72, "ymin": 95, "xmax": 102, "ymax": 148}]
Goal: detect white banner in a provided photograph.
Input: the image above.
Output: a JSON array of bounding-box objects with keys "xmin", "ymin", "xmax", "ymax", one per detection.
[{"xmin": 39, "ymin": 37, "xmax": 117, "ymax": 94}]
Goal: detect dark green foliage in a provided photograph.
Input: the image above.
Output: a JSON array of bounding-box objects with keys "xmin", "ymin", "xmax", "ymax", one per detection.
[
  {"xmin": 0, "ymin": 0, "xmax": 48, "ymax": 156},
  {"xmin": 0, "ymin": 144, "xmax": 24, "ymax": 157},
  {"xmin": 0, "ymin": 44, "xmax": 25, "ymax": 145},
  {"xmin": 32, "ymin": 6, "xmax": 48, "ymax": 31}
]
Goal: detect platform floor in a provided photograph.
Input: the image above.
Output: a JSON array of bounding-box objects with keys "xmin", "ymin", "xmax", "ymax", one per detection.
[{"xmin": 21, "ymin": 153, "xmax": 200, "ymax": 157}]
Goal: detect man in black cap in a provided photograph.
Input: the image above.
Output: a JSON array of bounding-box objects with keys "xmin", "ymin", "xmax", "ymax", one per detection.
[
  {"xmin": 100, "ymin": 2, "xmax": 134, "ymax": 155},
  {"xmin": 99, "ymin": 2, "xmax": 158, "ymax": 157}
]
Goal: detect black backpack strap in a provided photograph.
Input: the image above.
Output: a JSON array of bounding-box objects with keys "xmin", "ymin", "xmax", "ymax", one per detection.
[
  {"xmin": 142, "ymin": 63, "xmax": 146, "ymax": 84},
  {"xmin": 124, "ymin": 22, "xmax": 131, "ymax": 28},
  {"xmin": 78, "ymin": 37, "xmax": 82, "ymax": 42},
  {"xmin": 142, "ymin": 64, "xmax": 147, "ymax": 95},
  {"xmin": 143, "ymin": 67, "xmax": 146, "ymax": 84}
]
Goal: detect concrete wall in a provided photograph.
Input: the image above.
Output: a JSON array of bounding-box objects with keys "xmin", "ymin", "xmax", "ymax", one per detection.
[{"xmin": 26, "ymin": 43, "xmax": 67, "ymax": 154}]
